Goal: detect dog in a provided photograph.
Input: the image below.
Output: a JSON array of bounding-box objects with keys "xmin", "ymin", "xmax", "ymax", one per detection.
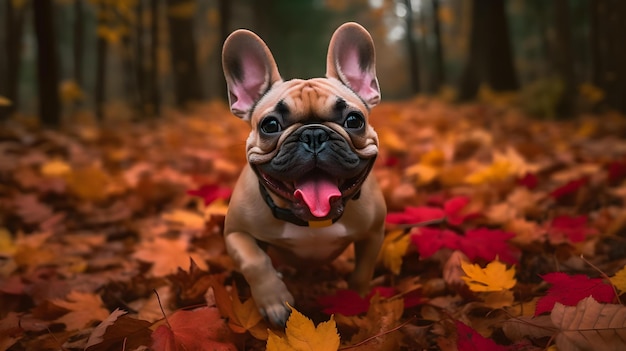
[{"xmin": 221, "ymin": 22, "xmax": 386, "ymax": 326}]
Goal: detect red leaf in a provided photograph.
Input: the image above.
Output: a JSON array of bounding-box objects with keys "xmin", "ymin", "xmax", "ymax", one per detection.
[
  {"xmin": 548, "ymin": 215, "xmax": 596, "ymax": 243},
  {"xmin": 410, "ymin": 227, "xmax": 461, "ymax": 258},
  {"xmin": 187, "ymin": 185, "xmax": 232, "ymax": 206},
  {"xmin": 444, "ymin": 196, "xmax": 472, "ymax": 226},
  {"xmin": 317, "ymin": 287, "xmax": 396, "ymax": 316},
  {"xmin": 455, "ymin": 320, "xmax": 508, "ymax": 351},
  {"xmin": 534, "ymin": 273, "xmax": 615, "ymax": 316},
  {"xmin": 459, "ymin": 228, "xmax": 518, "ymax": 264},
  {"xmin": 151, "ymin": 307, "xmax": 236, "ymax": 351},
  {"xmin": 608, "ymin": 160, "xmax": 626, "ymax": 184},
  {"xmin": 517, "ymin": 172, "xmax": 538, "ymax": 189},
  {"xmin": 549, "ymin": 177, "xmax": 588, "ymax": 199},
  {"xmin": 385, "ymin": 206, "xmax": 445, "ymax": 225},
  {"xmin": 317, "ymin": 286, "xmax": 423, "ymax": 316}
]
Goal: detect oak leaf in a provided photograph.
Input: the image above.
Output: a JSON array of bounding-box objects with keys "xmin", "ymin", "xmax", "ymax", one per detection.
[
  {"xmin": 461, "ymin": 259, "xmax": 516, "ymax": 292},
  {"xmin": 266, "ymin": 304, "xmax": 339, "ymax": 351},
  {"xmin": 551, "ymin": 297, "xmax": 626, "ymax": 351},
  {"xmin": 151, "ymin": 307, "xmax": 236, "ymax": 351},
  {"xmin": 535, "ymin": 273, "xmax": 615, "ymax": 316}
]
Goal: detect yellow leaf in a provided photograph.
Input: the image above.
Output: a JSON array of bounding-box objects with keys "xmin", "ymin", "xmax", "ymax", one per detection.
[
  {"xmin": 266, "ymin": 304, "xmax": 340, "ymax": 351},
  {"xmin": 0, "ymin": 228, "xmax": 16, "ymax": 256},
  {"xmin": 378, "ymin": 129, "xmax": 407, "ymax": 153},
  {"xmin": 610, "ymin": 265, "xmax": 626, "ymax": 294},
  {"xmin": 51, "ymin": 291, "xmax": 111, "ymax": 330},
  {"xmin": 406, "ymin": 163, "xmax": 439, "ymax": 185},
  {"xmin": 204, "ymin": 199, "xmax": 229, "ymax": 218},
  {"xmin": 40, "ymin": 159, "xmax": 72, "ymax": 177},
  {"xmin": 65, "ymin": 166, "xmax": 111, "ymax": 201},
  {"xmin": 229, "ymin": 286, "xmax": 268, "ymax": 340},
  {"xmin": 0, "ymin": 95, "xmax": 12, "ymax": 106},
  {"xmin": 167, "ymin": 1, "xmax": 196, "ymax": 19},
  {"xmin": 379, "ymin": 230, "xmax": 411, "ymax": 275},
  {"xmin": 60, "ymin": 80, "xmax": 84, "ymax": 104},
  {"xmin": 162, "ymin": 209, "xmax": 206, "ymax": 230},
  {"xmin": 461, "ymin": 259, "xmax": 516, "ymax": 292}
]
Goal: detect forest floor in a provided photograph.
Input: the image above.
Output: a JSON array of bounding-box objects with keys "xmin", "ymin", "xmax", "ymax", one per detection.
[{"xmin": 2, "ymin": 98, "xmax": 626, "ymax": 350}]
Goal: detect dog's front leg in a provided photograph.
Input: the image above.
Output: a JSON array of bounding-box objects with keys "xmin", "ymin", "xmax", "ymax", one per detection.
[
  {"xmin": 224, "ymin": 231, "xmax": 294, "ymax": 326},
  {"xmin": 349, "ymin": 228, "xmax": 384, "ymax": 295}
]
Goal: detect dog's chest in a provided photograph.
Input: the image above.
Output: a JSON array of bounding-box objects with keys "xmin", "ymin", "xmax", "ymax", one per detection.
[{"xmin": 267, "ymin": 222, "xmax": 354, "ymax": 261}]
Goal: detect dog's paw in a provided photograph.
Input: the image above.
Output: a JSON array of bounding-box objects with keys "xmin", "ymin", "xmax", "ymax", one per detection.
[{"xmin": 251, "ymin": 278, "xmax": 294, "ymax": 327}]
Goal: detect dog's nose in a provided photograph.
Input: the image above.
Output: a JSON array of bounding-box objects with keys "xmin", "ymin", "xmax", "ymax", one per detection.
[{"xmin": 299, "ymin": 128, "xmax": 329, "ymax": 153}]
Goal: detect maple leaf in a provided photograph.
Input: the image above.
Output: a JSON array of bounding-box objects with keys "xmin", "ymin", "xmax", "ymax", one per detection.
[
  {"xmin": 534, "ymin": 273, "xmax": 615, "ymax": 316},
  {"xmin": 551, "ymin": 297, "xmax": 626, "ymax": 351},
  {"xmin": 151, "ymin": 307, "xmax": 236, "ymax": 351},
  {"xmin": 443, "ymin": 196, "xmax": 473, "ymax": 226},
  {"xmin": 461, "ymin": 259, "xmax": 517, "ymax": 292},
  {"xmin": 517, "ymin": 172, "xmax": 538, "ymax": 189},
  {"xmin": 548, "ymin": 177, "xmax": 588, "ymax": 199},
  {"xmin": 228, "ymin": 284, "xmax": 269, "ymax": 340},
  {"xmin": 379, "ymin": 230, "xmax": 411, "ymax": 275},
  {"xmin": 547, "ymin": 215, "xmax": 596, "ymax": 244},
  {"xmin": 608, "ymin": 159, "xmax": 626, "ymax": 184},
  {"xmin": 455, "ymin": 320, "xmax": 508, "ymax": 351},
  {"xmin": 411, "ymin": 227, "xmax": 461, "ymax": 258},
  {"xmin": 85, "ymin": 309, "xmax": 153, "ymax": 351},
  {"xmin": 187, "ymin": 184, "xmax": 232, "ymax": 205},
  {"xmin": 51, "ymin": 291, "xmax": 111, "ymax": 330},
  {"xmin": 347, "ymin": 294, "xmax": 404, "ymax": 351},
  {"xmin": 458, "ymin": 228, "xmax": 518, "ymax": 264},
  {"xmin": 610, "ymin": 265, "xmax": 626, "ymax": 294},
  {"xmin": 40, "ymin": 158, "xmax": 72, "ymax": 177},
  {"xmin": 266, "ymin": 304, "xmax": 340, "ymax": 351},
  {"xmin": 133, "ymin": 237, "xmax": 208, "ymax": 277},
  {"xmin": 317, "ymin": 287, "xmax": 396, "ymax": 316},
  {"xmin": 385, "ymin": 206, "xmax": 445, "ymax": 225}
]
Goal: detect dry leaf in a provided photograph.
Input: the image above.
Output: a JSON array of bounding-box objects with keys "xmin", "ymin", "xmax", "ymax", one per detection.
[
  {"xmin": 51, "ymin": 291, "xmax": 111, "ymax": 330},
  {"xmin": 610, "ymin": 265, "xmax": 626, "ymax": 294},
  {"xmin": 551, "ymin": 297, "xmax": 626, "ymax": 351},
  {"xmin": 266, "ymin": 304, "xmax": 339, "ymax": 351},
  {"xmin": 133, "ymin": 237, "xmax": 208, "ymax": 277},
  {"xmin": 461, "ymin": 259, "xmax": 517, "ymax": 292},
  {"xmin": 379, "ymin": 230, "xmax": 411, "ymax": 275}
]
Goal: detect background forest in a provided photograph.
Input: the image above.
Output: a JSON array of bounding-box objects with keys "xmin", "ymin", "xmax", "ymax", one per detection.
[{"xmin": 1, "ymin": 0, "xmax": 625, "ymax": 125}]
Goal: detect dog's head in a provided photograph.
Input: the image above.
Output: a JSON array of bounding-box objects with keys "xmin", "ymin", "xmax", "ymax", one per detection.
[{"xmin": 222, "ymin": 23, "xmax": 380, "ymax": 222}]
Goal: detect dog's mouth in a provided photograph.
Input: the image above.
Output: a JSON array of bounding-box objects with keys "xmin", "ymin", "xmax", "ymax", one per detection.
[{"xmin": 255, "ymin": 161, "xmax": 373, "ymax": 219}]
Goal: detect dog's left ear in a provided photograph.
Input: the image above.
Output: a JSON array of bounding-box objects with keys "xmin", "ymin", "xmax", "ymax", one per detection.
[{"xmin": 326, "ymin": 22, "xmax": 380, "ymax": 108}]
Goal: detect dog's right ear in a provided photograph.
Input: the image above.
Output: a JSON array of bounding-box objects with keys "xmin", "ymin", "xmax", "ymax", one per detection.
[{"xmin": 222, "ymin": 30, "xmax": 282, "ymax": 120}]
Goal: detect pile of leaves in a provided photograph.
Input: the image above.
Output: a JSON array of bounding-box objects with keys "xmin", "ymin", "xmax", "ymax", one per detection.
[{"xmin": 1, "ymin": 98, "xmax": 626, "ymax": 350}]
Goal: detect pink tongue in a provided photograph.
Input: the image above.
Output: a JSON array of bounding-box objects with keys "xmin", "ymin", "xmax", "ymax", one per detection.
[{"xmin": 294, "ymin": 174, "xmax": 341, "ymax": 218}]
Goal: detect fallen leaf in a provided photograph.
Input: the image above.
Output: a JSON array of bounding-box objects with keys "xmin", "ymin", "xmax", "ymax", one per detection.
[
  {"xmin": 133, "ymin": 237, "xmax": 208, "ymax": 277},
  {"xmin": 610, "ymin": 264, "xmax": 626, "ymax": 294},
  {"xmin": 547, "ymin": 215, "xmax": 596, "ymax": 244},
  {"xmin": 51, "ymin": 291, "xmax": 111, "ymax": 330},
  {"xmin": 347, "ymin": 294, "xmax": 404, "ymax": 351},
  {"xmin": 151, "ymin": 307, "xmax": 236, "ymax": 351},
  {"xmin": 266, "ymin": 303, "xmax": 340, "ymax": 351},
  {"xmin": 461, "ymin": 259, "xmax": 517, "ymax": 292},
  {"xmin": 535, "ymin": 273, "xmax": 615, "ymax": 316},
  {"xmin": 379, "ymin": 230, "xmax": 411, "ymax": 275},
  {"xmin": 187, "ymin": 184, "xmax": 232, "ymax": 205},
  {"xmin": 455, "ymin": 320, "xmax": 508, "ymax": 351},
  {"xmin": 551, "ymin": 297, "xmax": 626, "ymax": 351}
]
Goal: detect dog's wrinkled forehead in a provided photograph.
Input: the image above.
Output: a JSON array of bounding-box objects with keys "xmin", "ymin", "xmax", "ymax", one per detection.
[{"xmin": 250, "ymin": 78, "xmax": 368, "ymax": 124}]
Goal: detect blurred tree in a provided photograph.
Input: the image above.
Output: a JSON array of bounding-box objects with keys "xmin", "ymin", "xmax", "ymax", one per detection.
[
  {"xmin": 403, "ymin": 0, "xmax": 420, "ymax": 94},
  {"xmin": 431, "ymin": 0, "xmax": 445, "ymax": 92},
  {"xmin": 73, "ymin": 0, "xmax": 84, "ymax": 88},
  {"xmin": 218, "ymin": 0, "xmax": 231, "ymax": 102},
  {"xmin": 95, "ymin": 1, "xmax": 108, "ymax": 120},
  {"xmin": 591, "ymin": 0, "xmax": 626, "ymax": 113},
  {"xmin": 1, "ymin": 0, "xmax": 27, "ymax": 120},
  {"xmin": 458, "ymin": 0, "xmax": 518, "ymax": 100},
  {"xmin": 135, "ymin": 0, "xmax": 161, "ymax": 116},
  {"xmin": 552, "ymin": 0, "xmax": 575, "ymax": 116},
  {"xmin": 166, "ymin": 0, "xmax": 203, "ymax": 109},
  {"xmin": 33, "ymin": 0, "xmax": 61, "ymax": 126}
]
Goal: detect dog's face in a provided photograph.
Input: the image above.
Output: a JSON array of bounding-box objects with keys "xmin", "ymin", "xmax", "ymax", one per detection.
[{"xmin": 222, "ymin": 23, "xmax": 381, "ymax": 222}]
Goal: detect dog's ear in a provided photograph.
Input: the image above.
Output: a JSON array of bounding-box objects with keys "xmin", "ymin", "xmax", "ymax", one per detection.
[
  {"xmin": 326, "ymin": 22, "xmax": 380, "ymax": 108},
  {"xmin": 222, "ymin": 30, "xmax": 282, "ymax": 120}
]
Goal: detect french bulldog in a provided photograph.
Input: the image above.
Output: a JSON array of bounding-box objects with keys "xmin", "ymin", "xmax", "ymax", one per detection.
[{"xmin": 221, "ymin": 22, "xmax": 386, "ymax": 326}]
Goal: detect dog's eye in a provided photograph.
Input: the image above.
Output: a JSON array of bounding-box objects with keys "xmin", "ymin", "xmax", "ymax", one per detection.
[
  {"xmin": 344, "ymin": 112, "xmax": 365, "ymax": 130},
  {"xmin": 260, "ymin": 117, "xmax": 282, "ymax": 134}
]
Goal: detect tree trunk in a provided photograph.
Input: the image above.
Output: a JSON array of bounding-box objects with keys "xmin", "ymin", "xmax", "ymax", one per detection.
[
  {"xmin": 218, "ymin": 0, "xmax": 231, "ymax": 102},
  {"xmin": 591, "ymin": 0, "xmax": 626, "ymax": 114},
  {"xmin": 149, "ymin": 0, "xmax": 160, "ymax": 116},
  {"xmin": 95, "ymin": 3, "xmax": 108, "ymax": 121},
  {"xmin": 552, "ymin": 0, "xmax": 575, "ymax": 117},
  {"xmin": 73, "ymin": 0, "xmax": 84, "ymax": 87},
  {"xmin": 2, "ymin": 0, "xmax": 27, "ymax": 119},
  {"xmin": 166, "ymin": 0, "xmax": 202, "ymax": 109},
  {"xmin": 431, "ymin": 0, "xmax": 445, "ymax": 92},
  {"xmin": 403, "ymin": 0, "xmax": 420, "ymax": 95},
  {"xmin": 33, "ymin": 0, "xmax": 61, "ymax": 126},
  {"xmin": 135, "ymin": 0, "xmax": 147, "ymax": 115},
  {"xmin": 458, "ymin": 0, "xmax": 519, "ymax": 100}
]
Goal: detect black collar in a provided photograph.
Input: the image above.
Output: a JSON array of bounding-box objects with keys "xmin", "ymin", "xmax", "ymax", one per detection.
[{"xmin": 258, "ymin": 182, "xmax": 360, "ymax": 228}]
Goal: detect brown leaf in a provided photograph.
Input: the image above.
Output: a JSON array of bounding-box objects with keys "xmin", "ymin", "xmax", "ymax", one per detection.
[
  {"xmin": 551, "ymin": 297, "xmax": 626, "ymax": 351},
  {"xmin": 85, "ymin": 309, "xmax": 152, "ymax": 351}
]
